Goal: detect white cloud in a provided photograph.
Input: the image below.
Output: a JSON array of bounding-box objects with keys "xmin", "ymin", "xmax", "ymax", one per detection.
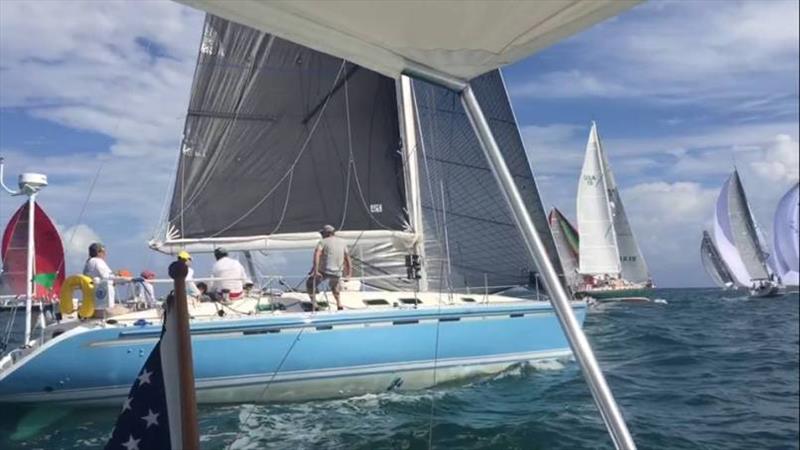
[
  {"xmin": 747, "ymin": 134, "xmax": 799, "ymax": 185},
  {"xmin": 60, "ymin": 223, "xmax": 101, "ymax": 275},
  {"xmin": 511, "ymin": 1, "xmax": 799, "ymax": 118}
]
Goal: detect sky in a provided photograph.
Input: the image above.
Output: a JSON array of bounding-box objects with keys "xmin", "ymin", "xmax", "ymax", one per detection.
[{"xmin": 0, "ymin": 0, "xmax": 797, "ymax": 288}]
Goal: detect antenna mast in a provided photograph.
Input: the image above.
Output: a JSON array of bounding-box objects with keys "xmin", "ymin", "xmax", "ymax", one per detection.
[{"xmin": 0, "ymin": 157, "xmax": 48, "ymax": 346}]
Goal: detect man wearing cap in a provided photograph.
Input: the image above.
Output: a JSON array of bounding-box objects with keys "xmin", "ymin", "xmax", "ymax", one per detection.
[
  {"xmin": 307, "ymin": 225, "xmax": 352, "ymax": 310},
  {"xmin": 210, "ymin": 248, "xmax": 252, "ymax": 300}
]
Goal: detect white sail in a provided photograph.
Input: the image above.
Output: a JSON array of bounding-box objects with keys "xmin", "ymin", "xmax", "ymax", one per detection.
[
  {"xmin": 577, "ymin": 122, "xmax": 620, "ymax": 276},
  {"xmin": 771, "ymin": 183, "xmax": 800, "ymax": 286},
  {"xmin": 597, "ymin": 129, "xmax": 650, "ymax": 283}
]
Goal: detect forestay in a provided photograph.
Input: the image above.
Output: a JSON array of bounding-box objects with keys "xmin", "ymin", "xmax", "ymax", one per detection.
[
  {"xmin": 771, "ymin": 183, "xmax": 799, "ymax": 286},
  {"xmin": 176, "ymin": 1, "xmax": 636, "ymax": 81},
  {"xmin": 153, "ymin": 15, "xmax": 412, "ymax": 253},
  {"xmin": 700, "ymin": 230, "xmax": 735, "ymax": 289}
]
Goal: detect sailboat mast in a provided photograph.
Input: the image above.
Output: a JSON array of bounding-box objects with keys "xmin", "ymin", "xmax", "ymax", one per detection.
[
  {"xmin": 399, "ymin": 75, "xmax": 428, "ymax": 290},
  {"xmin": 24, "ymin": 194, "xmax": 36, "ymax": 345}
]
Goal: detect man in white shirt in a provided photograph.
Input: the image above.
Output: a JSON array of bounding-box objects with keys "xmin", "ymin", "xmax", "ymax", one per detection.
[{"xmin": 210, "ymin": 248, "xmax": 252, "ymax": 300}]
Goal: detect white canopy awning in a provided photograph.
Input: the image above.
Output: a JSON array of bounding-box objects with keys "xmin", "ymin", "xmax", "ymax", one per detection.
[{"xmin": 176, "ymin": 0, "xmax": 638, "ymax": 82}]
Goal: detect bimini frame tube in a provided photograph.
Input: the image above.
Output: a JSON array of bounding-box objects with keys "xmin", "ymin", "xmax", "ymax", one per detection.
[{"xmin": 458, "ymin": 85, "xmax": 636, "ymax": 450}]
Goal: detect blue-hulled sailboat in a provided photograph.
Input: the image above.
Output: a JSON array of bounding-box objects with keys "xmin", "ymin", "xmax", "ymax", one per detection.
[{"xmin": 0, "ymin": 15, "xmax": 585, "ymax": 406}]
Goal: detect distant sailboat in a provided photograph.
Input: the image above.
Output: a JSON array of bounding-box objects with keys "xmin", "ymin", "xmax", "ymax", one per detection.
[
  {"xmin": 770, "ymin": 183, "xmax": 799, "ymax": 290},
  {"xmin": 700, "ymin": 230, "xmax": 735, "ymax": 289},
  {"xmin": 575, "ymin": 122, "xmax": 652, "ymax": 300},
  {"xmin": 713, "ymin": 170, "xmax": 783, "ymax": 297},
  {"xmin": 549, "ymin": 208, "xmax": 581, "ymax": 293}
]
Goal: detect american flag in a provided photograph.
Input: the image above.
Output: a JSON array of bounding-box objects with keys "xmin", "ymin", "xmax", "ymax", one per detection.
[{"xmin": 106, "ymin": 300, "xmax": 184, "ymax": 450}]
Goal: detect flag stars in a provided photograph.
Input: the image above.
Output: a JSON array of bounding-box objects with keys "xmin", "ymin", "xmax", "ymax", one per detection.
[
  {"xmin": 121, "ymin": 434, "xmax": 140, "ymax": 450},
  {"xmin": 121, "ymin": 396, "xmax": 133, "ymax": 413},
  {"xmin": 141, "ymin": 409, "xmax": 160, "ymax": 428},
  {"xmin": 137, "ymin": 369, "xmax": 152, "ymax": 385}
]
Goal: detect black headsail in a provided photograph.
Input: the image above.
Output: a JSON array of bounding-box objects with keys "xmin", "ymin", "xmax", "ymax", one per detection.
[
  {"xmin": 413, "ymin": 71, "xmax": 565, "ymax": 293},
  {"xmin": 164, "ymin": 15, "xmax": 407, "ymax": 244}
]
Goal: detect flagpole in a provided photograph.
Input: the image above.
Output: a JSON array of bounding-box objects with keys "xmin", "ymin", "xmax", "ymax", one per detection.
[{"xmin": 168, "ymin": 260, "xmax": 200, "ymax": 450}]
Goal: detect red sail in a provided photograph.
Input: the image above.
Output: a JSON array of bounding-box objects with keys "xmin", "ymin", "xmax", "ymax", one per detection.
[{"xmin": 1, "ymin": 202, "xmax": 65, "ymax": 299}]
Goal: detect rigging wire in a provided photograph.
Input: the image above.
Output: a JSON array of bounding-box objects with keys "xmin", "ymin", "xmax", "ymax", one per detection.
[
  {"xmin": 338, "ymin": 62, "xmax": 354, "ymax": 231},
  {"xmin": 54, "ymin": 162, "xmax": 105, "ymax": 278}
]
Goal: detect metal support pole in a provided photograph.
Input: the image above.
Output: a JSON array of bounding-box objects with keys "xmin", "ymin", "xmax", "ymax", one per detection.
[
  {"xmin": 460, "ymin": 85, "xmax": 636, "ymax": 450},
  {"xmin": 168, "ymin": 260, "xmax": 200, "ymax": 450},
  {"xmin": 24, "ymin": 193, "xmax": 36, "ymax": 346}
]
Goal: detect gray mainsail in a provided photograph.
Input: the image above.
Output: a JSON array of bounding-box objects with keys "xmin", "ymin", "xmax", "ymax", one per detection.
[
  {"xmin": 162, "ymin": 15, "xmax": 408, "ymax": 246},
  {"xmin": 700, "ymin": 230, "xmax": 735, "ymax": 288},
  {"xmin": 412, "ymin": 71, "xmax": 563, "ymax": 292}
]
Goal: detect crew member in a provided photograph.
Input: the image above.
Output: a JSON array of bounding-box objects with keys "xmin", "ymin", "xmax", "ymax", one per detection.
[
  {"xmin": 307, "ymin": 225, "xmax": 352, "ymax": 311},
  {"xmin": 210, "ymin": 248, "xmax": 252, "ymax": 301}
]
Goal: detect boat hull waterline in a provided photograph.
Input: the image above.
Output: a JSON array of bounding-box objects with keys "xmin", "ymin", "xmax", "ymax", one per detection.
[{"xmin": 0, "ymin": 302, "xmax": 585, "ymax": 406}]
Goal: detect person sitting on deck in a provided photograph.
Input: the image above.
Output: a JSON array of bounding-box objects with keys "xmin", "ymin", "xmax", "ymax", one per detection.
[
  {"xmin": 195, "ymin": 282, "xmax": 212, "ymax": 302},
  {"xmin": 210, "ymin": 248, "xmax": 252, "ymax": 301},
  {"xmin": 307, "ymin": 225, "xmax": 352, "ymax": 311}
]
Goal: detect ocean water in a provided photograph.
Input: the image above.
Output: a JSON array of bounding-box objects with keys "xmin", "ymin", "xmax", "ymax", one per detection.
[{"xmin": 0, "ymin": 289, "xmax": 797, "ymax": 449}]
